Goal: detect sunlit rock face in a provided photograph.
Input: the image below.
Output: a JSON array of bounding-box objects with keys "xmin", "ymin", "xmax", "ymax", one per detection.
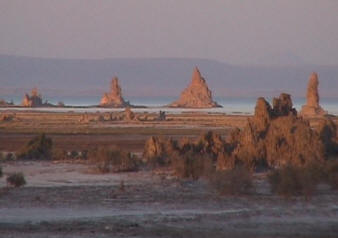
[
  {"xmin": 169, "ymin": 67, "xmax": 221, "ymax": 108},
  {"xmin": 217, "ymin": 93, "xmax": 329, "ymax": 170},
  {"xmin": 100, "ymin": 77, "xmax": 129, "ymax": 107},
  {"xmin": 22, "ymin": 88, "xmax": 44, "ymax": 107},
  {"xmin": 300, "ymin": 72, "xmax": 327, "ymax": 117}
]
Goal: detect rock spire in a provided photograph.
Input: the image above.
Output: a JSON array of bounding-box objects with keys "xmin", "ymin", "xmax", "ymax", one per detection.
[
  {"xmin": 169, "ymin": 67, "xmax": 221, "ymax": 108},
  {"xmin": 22, "ymin": 88, "xmax": 44, "ymax": 107},
  {"xmin": 100, "ymin": 77, "xmax": 129, "ymax": 107},
  {"xmin": 300, "ymin": 72, "xmax": 326, "ymax": 117}
]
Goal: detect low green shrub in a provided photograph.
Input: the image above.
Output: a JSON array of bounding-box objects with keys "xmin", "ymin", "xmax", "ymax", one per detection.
[
  {"xmin": 90, "ymin": 146, "xmax": 138, "ymax": 173},
  {"xmin": 17, "ymin": 134, "xmax": 53, "ymax": 160},
  {"xmin": 209, "ymin": 166, "xmax": 254, "ymax": 195},
  {"xmin": 6, "ymin": 172, "xmax": 26, "ymax": 187}
]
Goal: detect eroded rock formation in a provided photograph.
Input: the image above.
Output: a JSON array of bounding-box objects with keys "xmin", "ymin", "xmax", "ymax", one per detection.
[
  {"xmin": 143, "ymin": 93, "xmax": 338, "ymax": 172},
  {"xmin": 22, "ymin": 88, "xmax": 45, "ymax": 107},
  {"xmin": 218, "ymin": 93, "xmax": 328, "ymax": 169},
  {"xmin": 100, "ymin": 77, "xmax": 129, "ymax": 107},
  {"xmin": 300, "ymin": 72, "xmax": 327, "ymax": 117},
  {"xmin": 143, "ymin": 136, "xmax": 177, "ymax": 165},
  {"xmin": 169, "ymin": 67, "xmax": 221, "ymax": 108}
]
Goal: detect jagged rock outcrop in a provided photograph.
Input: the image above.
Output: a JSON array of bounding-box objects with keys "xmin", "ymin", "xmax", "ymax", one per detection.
[
  {"xmin": 300, "ymin": 72, "xmax": 327, "ymax": 117},
  {"xmin": 217, "ymin": 93, "xmax": 328, "ymax": 170},
  {"xmin": 143, "ymin": 136, "xmax": 177, "ymax": 164},
  {"xmin": 22, "ymin": 88, "xmax": 47, "ymax": 107},
  {"xmin": 100, "ymin": 77, "xmax": 130, "ymax": 107},
  {"xmin": 143, "ymin": 93, "xmax": 338, "ymax": 171},
  {"xmin": 169, "ymin": 67, "xmax": 221, "ymax": 108}
]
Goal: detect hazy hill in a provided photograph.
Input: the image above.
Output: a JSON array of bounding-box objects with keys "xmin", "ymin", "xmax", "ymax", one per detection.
[{"xmin": 0, "ymin": 55, "xmax": 337, "ymax": 98}]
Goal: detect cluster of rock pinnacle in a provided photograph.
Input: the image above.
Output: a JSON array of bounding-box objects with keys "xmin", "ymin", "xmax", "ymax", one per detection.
[{"xmin": 20, "ymin": 68, "xmax": 329, "ymax": 115}]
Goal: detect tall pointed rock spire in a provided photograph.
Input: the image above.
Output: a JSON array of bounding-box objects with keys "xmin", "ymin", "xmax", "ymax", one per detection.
[
  {"xmin": 300, "ymin": 72, "xmax": 326, "ymax": 117},
  {"xmin": 100, "ymin": 77, "xmax": 129, "ymax": 107},
  {"xmin": 169, "ymin": 67, "xmax": 221, "ymax": 108}
]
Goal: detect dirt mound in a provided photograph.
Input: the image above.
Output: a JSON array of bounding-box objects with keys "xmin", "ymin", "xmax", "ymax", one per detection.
[
  {"xmin": 169, "ymin": 67, "xmax": 221, "ymax": 108},
  {"xmin": 100, "ymin": 77, "xmax": 130, "ymax": 107}
]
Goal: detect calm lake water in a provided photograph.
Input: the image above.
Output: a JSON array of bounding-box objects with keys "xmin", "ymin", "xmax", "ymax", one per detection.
[{"xmin": 1, "ymin": 96, "xmax": 338, "ymax": 115}]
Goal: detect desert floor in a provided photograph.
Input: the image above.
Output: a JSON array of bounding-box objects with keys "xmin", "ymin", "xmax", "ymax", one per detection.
[{"xmin": 0, "ymin": 110, "xmax": 337, "ymax": 237}]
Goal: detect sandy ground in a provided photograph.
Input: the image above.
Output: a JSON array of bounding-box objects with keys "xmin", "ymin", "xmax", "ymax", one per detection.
[
  {"xmin": 1, "ymin": 111, "xmax": 337, "ymax": 237},
  {"xmin": 0, "ymin": 161, "xmax": 337, "ymax": 237}
]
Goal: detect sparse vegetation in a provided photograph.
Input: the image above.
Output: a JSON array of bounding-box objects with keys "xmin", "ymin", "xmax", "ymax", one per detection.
[
  {"xmin": 209, "ymin": 166, "xmax": 254, "ymax": 195},
  {"xmin": 17, "ymin": 133, "xmax": 53, "ymax": 160},
  {"xmin": 90, "ymin": 146, "xmax": 138, "ymax": 173},
  {"xmin": 6, "ymin": 172, "xmax": 26, "ymax": 187},
  {"xmin": 268, "ymin": 165, "xmax": 319, "ymax": 198},
  {"xmin": 324, "ymin": 160, "xmax": 338, "ymax": 190},
  {"xmin": 4, "ymin": 152, "xmax": 16, "ymax": 161},
  {"xmin": 172, "ymin": 151, "xmax": 214, "ymax": 180},
  {"xmin": 52, "ymin": 148, "xmax": 67, "ymax": 160}
]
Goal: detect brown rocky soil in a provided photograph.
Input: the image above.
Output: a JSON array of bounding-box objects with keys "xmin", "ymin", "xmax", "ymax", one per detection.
[{"xmin": 0, "ymin": 161, "xmax": 337, "ymax": 238}]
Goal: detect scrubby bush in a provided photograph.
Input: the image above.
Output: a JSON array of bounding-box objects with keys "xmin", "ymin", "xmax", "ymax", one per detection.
[
  {"xmin": 90, "ymin": 146, "xmax": 138, "ymax": 173},
  {"xmin": 267, "ymin": 165, "xmax": 319, "ymax": 198},
  {"xmin": 52, "ymin": 148, "xmax": 66, "ymax": 160},
  {"xmin": 5, "ymin": 152, "xmax": 15, "ymax": 161},
  {"xmin": 171, "ymin": 151, "xmax": 214, "ymax": 180},
  {"xmin": 325, "ymin": 160, "xmax": 338, "ymax": 190},
  {"xmin": 70, "ymin": 150, "xmax": 79, "ymax": 159},
  {"xmin": 0, "ymin": 166, "xmax": 3, "ymax": 178},
  {"xmin": 17, "ymin": 134, "xmax": 53, "ymax": 160},
  {"xmin": 6, "ymin": 172, "xmax": 26, "ymax": 187},
  {"xmin": 209, "ymin": 166, "xmax": 254, "ymax": 195}
]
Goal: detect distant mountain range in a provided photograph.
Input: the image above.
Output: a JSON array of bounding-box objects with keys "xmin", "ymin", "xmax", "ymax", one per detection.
[{"xmin": 0, "ymin": 54, "xmax": 337, "ymax": 98}]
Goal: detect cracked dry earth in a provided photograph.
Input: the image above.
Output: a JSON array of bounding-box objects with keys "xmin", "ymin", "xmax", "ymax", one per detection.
[{"xmin": 0, "ymin": 161, "xmax": 337, "ymax": 238}]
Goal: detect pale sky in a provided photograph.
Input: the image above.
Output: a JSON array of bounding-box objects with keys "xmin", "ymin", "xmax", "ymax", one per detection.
[{"xmin": 0, "ymin": 0, "xmax": 338, "ymax": 65}]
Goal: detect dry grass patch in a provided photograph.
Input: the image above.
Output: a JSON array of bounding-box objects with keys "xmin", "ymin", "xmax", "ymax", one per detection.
[
  {"xmin": 209, "ymin": 166, "xmax": 254, "ymax": 195},
  {"xmin": 17, "ymin": 133, "xmax": 53, "ymax": 160},
  {"xmin": 89, "ymin": 146, "xmax": 138, "ymax": 173}
]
